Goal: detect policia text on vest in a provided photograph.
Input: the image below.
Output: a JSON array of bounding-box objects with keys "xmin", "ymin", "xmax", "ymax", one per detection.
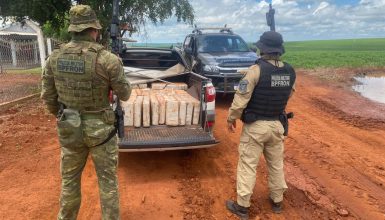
[
  {"xmin": 57, "ymin": 59, "xmax": 85, "ymax": 74},
  {"xmin": 271, "ymin": 75, "xmax": 291, "ymax": 87}
]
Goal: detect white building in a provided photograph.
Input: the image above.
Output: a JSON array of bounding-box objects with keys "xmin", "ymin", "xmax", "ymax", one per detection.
[{"xmin": 0, "ymin": 20, "xmax": 46, "ymax": 69}]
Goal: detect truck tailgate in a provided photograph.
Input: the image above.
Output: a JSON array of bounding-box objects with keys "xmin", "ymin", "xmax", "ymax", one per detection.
[{"xmin": 119, "ymin": 126, "xmax": 217, "ymax": 151}]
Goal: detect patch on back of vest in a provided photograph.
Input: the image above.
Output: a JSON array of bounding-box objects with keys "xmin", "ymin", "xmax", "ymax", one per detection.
[
  {"xmin": 57, "ymin": 59, "xmax": 85, "ymax": 74},
  {"xmin": 271, "ymin": 75, "xmax": 290, "ymax": 87}
]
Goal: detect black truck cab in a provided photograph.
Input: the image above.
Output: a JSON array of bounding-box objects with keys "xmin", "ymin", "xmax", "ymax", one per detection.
[{"xmin": 182, "ymin": 27, "xmax": 258, "ymax": 94}]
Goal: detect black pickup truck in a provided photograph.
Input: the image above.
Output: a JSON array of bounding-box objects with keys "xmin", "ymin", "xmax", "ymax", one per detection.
[{"xmin": 181, "ymin": 27, "xmax": 258, "ymax": 94}]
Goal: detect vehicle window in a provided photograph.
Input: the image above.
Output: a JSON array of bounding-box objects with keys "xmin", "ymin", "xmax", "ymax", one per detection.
[
  {"xmin": 197, "ymin": 35, "xmax": 250, "ymax": 53},
  {"xmin": 227, "ymin": 38, "xmax": 233, "ymax": 48},
  {"xmin": 184, "ymin": 36, "xmax": 191, "ymax": 49}
]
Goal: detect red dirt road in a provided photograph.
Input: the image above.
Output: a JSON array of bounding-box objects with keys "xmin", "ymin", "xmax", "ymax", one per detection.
[
  {"xmin": 0, "ymin": 73, "xmax": 40, "ymax": 103},
  {"xmin": 0, "ymin": 69, "xmax": 385, "ymax": 220}
]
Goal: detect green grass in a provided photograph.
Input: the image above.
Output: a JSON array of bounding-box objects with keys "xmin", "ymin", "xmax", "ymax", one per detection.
[
  {"xmin": 138, "ymin": 38, "xmax": 385, "ymax": 69},
  {"xmin": 6, "ymin": 67, "xmax": 42, "ymax": 75},
  {"xmin": 127, "ymin": 43, "xmax": 177, "ymax": 49},
  {"xmin": 282, "ymin": 38, "xmax": 385, "ymax": 68}
]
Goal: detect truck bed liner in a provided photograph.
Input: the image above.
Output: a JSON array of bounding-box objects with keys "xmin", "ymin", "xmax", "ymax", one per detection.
[{"xmin": 119, "ymin": 126, "xmax": 217, "ymax": 149}]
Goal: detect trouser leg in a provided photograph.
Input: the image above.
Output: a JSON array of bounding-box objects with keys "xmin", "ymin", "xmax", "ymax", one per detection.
[
  {"xmin": 58, "ymin": 146, "xmax": 88, "ymax": 220},
  {"xmin": 236, "ymin": 128, "xmax": 264, "ymax": 207},
  {"xmin": 90, "ymin": 137, "xmax": 120, "ymax": 220},
  {"xmin": 264, "ymin": 126, "xmax": 287, "ymax": 203}
]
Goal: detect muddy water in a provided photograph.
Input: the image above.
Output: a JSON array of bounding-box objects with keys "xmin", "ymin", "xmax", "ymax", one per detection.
[{"xmin": 352, "ymin": 75, "xmax": 385, "ymax": 104}]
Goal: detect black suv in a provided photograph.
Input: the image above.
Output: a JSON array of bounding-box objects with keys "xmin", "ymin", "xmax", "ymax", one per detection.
[{"xmin": 181, "ymin": 27, "xmax": 258, "ymax": 93}]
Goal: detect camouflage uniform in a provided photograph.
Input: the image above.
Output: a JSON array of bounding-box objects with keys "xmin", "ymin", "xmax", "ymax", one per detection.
[
  {"xmin": 41, "ymin": 5, "xmax": 131, "ymax": 220},
  {"xmin": 226, "ymin": 31, "xmax": 295, "ymax": 218}
]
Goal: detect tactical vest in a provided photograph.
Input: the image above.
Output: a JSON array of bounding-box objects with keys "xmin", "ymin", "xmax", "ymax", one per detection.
[
  {"xmin": 243, "ymin": 59, "xmax": 296, "ymax": 120},
  {"xmin": 50, "ymin": 41, "xmax": 110, "ymax": 110}
]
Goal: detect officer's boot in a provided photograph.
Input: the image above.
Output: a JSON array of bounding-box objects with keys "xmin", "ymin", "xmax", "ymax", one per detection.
[
  {"xmin": 225, "ymin": 200, "xmax": 249, "ymax": 220},
  {"xmin": 269, "ymin": 198, "xmax": 282, "ymax": 214}
]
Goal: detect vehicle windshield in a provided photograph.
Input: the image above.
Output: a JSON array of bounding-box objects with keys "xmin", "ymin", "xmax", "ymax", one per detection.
[{"xmin": 197, "ymin": 35, "xmax": 250, "ymax": 53}]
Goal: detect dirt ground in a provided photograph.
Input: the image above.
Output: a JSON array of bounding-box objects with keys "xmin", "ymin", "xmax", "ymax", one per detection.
[
  {"xmin": 0, "ymin": 68, "xmax": 385, "ymax": 220},
  {"xmin": 0, "ymin": 73, "xmax": 40, "ymax": 103}
]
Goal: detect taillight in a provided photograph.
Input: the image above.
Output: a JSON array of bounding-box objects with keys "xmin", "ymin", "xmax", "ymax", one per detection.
[
  {"xmin": 206, "ymin": 121, "xmax": 215, "ymax": 128},
  {"xmin": 205, "ymin": 85, "xmax": 216, "ymax": 102}
]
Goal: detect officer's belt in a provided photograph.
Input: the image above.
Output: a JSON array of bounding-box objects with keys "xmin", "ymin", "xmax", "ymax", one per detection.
[
  {"xmin": 80, "ymin": 112, "xmax": 104, "ymax": 120},
  {"xmin": 255, "ymin": 116, "xmax": 280, "ymax": 121},
  {"xmin": 79, "ymin": 107, "xmax": 111, "ymax": 120}
]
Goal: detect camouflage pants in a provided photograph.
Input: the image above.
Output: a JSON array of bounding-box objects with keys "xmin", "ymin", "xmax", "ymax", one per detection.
[
  {"xmin": 57, "ymin": 109, "xmax": 119, "ymax": 220},
  {"xmin": 236, "ymin": 120, "xmax": 287, "ymax": 207}
]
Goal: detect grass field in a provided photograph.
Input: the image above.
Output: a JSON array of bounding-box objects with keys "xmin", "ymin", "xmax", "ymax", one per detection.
[
  {"xmin": 282, "ymin": 38, "xmax": 385, "ymax": 68},
  {"xmin": 131, "ymin": 38, "xmax": 385, "ymax": 69},
  {"xmin": 6, "ymin": 67, "xmax": 42, "ymax": 75},
  {"xmin": 128, "ymin": 43, "xmax": 176, "ymax": 49},
  {"xmin": 8, "ymin": 39, "xmax": 384, "ymax": 74}
]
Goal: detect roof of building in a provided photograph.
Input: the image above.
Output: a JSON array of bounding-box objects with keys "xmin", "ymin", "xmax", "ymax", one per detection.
[{"xmin": 0, "ymin": 22, "xmax": 37, "ymax": 36}]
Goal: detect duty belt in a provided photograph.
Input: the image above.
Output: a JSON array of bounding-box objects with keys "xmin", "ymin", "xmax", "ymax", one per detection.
[
  {"xmin": 255, "ymin": 116, "xmax": 280, "ymax": 121},
  {"xmin": 80, "ymin": 112, "xmax": 104, "ymax": 120}
]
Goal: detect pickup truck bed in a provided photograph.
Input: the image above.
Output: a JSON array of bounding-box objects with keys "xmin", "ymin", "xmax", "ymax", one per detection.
[{"xmin": 118, "ymin": 47, "xmax": 218, "ymax": 151}]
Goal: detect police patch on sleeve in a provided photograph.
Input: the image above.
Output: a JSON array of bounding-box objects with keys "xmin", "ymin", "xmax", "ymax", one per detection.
[
  {"xmin": 57, "ymin": 59, "xmax": 85, "ymax": 74},
  {"xmin": 238, "ymin": 79, "xmax": 249, "ymax": 93},
  {"xmin": 271, "ymin": 75, "xmax": 290, "ymax": 87}
]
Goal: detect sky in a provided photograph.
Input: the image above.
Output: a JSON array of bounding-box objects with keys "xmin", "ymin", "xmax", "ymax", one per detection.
[{"xmin": 132, "ymin": 0, "xmax": 385, "ymax": 43}]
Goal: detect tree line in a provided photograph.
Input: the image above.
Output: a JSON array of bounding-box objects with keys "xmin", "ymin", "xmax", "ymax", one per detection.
[{"xmin": 0, "ymin": 0, "xmax": 195, "ymax": 41}]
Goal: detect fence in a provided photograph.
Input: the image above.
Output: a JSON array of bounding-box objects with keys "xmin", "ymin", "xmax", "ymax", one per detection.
[
  {"xmin": 0, "ymin": 38, "xmax": 41, "ymax": 70},
  {"xmin": 46, "ymin": 38, "xmax": 63, "ymax": 55}
]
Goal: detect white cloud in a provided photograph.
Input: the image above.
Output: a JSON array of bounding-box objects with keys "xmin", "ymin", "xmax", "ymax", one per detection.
[
  {"xmin": 312, "ymin": 2, "xmax": 329, "ymax": 15},
  {"xmin": 133, "ymin": 0, "xmax": 385, "ymax": 43}
]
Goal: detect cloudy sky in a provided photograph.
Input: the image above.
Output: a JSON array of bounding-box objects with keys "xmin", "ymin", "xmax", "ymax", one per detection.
[{"xmin": 133, "ymin": 0, "xmax": 385, "ymax": 43}]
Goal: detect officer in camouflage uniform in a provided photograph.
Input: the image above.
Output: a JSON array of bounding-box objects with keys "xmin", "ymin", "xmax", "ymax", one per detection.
[
  {"xmin": 41, "ymin": 5, "xmax": 131, "ymax": 220},
  {"xmin": 225, "ymin": 31, "xmax": 296, "ymax": 219}
]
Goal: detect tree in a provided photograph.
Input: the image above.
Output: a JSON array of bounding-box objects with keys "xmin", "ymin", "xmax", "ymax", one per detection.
[
  {"xmin": 0, "ymin": 0, "xmax": 194, "ymax": 40},
  {"xmin": 0, "ymin": 0, "xmax": 71, "ymax": 32}
]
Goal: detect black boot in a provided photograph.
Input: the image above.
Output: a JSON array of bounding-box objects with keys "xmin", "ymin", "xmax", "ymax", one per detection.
[
  {"xmin": 269, "ymin": 198, "xmax": 282, "ymax": 214},
  {"xmin": 225, "ymin": 200, "xmax": 249, "ymax": 220}
]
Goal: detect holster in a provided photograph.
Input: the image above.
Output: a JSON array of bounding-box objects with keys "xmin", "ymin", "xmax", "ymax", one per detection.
[
  {"xmin": 279, "ymin": 112, "xmax": 294, "ymax": 136},
  {"xmin": 56, "ymin": 103, "xmax": 66, "ymax": 120},
  {"xmin": 57, "ymin": 108, "xmax": 83, "ymax": 148}
]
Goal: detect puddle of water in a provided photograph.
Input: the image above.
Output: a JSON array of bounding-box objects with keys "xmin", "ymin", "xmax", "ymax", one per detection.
[{"xmin": 352, "ymin": 76, "xmax": 385, "ymax": 104}]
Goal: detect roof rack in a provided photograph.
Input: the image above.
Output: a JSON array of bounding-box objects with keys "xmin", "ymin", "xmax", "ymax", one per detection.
[{"xmin": 192, "ymin": 25, "xmax": 233, "ymax": 34}]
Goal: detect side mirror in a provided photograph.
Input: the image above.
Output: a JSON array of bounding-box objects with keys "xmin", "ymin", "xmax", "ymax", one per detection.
[{"xmin": 184, "ymin": 47, "xmax": 193, "ymax": 55}]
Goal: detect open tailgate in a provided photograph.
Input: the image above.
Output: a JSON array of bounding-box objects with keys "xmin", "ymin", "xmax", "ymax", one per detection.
[{"xmin": 119, "ymin": 126, "xmax": 217, "ymax": 151}]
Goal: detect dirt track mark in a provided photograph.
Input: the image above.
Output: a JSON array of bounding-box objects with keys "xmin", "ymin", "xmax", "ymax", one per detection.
[
  {"xmin": 287, "ymin": 74, "xmax": 385, "ymax": 219},
  {"xmin": 311, "ymin": 97, "xmax": 385, "ymax": 129},
  {"xmin": 179, "ymin": 150, "xmax": 215, "ymax": 219}
]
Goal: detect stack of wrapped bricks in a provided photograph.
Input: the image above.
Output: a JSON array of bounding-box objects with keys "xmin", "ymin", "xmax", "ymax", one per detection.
[{"xmin": 121, "ymin": 82, "xmax": 201, "ymax": 128}]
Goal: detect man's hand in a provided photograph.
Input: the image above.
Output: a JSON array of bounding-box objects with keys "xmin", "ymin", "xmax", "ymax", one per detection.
[{"xmin": 227, "ymin": 120, "xmax": 236, "ymax": 133}]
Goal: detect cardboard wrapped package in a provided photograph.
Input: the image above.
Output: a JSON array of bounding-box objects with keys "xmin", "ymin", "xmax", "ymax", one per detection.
[{"xmin": 122, "ymin": 86, "xmax": 200, "ymax": 128}]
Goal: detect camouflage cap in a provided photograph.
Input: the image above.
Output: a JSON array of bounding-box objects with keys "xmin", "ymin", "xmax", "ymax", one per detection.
[{"xmin": 68, "ymin": 5, "xmax": 102, "ymax": 32}]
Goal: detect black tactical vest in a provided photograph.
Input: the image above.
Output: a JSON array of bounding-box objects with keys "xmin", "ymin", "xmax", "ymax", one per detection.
[
  {"xmin": 242, "ymin": 59, "xmax": 296, "ymax": 122},
  {"xmin": 50, "ymin": 41, "xmax": 110, "ymax": 110}
]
